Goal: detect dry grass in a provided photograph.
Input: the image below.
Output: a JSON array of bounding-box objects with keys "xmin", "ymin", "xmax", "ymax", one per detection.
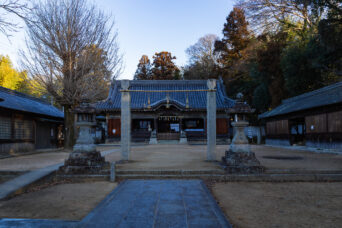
[{"xmin": 211, "ymin": 182, "xmax": 342, "ymax": 228}]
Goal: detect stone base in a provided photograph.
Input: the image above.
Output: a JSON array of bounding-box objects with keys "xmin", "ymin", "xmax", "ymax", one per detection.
[
  {"xmin": 59, "ymin": 150, "xmax": 109, "ymax": 174},
  {"xmin": 221, "ymin": 150, "xmax": 264, "ymax": 174},
  {"xmin": 73, "ymin": 144, "xmax": 96, "ymax": 152},
  {"xmin": 149, "ymin": 137, "xmax": 158, "ymax": 145},
  {"xmin": 179, "ymin": 138, "xmax": 187, "ymax": 144}
]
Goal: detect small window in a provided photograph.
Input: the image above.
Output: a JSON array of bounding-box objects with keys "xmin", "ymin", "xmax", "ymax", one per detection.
[
  {"xmin": 14, "ymin": 119, "xmax": 33, "ymax": 140},
  {"xmin": 0, "ymin": 116, "xmax": 11, "ymax": 139}
]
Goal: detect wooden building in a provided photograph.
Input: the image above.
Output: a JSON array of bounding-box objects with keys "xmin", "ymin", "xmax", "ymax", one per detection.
[
  {"xmin": 259, "ymin": 81, "xmax": 342, "ymax": 151},
  {"xmin": 0, "ymin": 86, "xmax": 64, "ymax": 155},
  {"xmin": 96, "ymin": 80, "xmax": 236, "ymax": 143}
]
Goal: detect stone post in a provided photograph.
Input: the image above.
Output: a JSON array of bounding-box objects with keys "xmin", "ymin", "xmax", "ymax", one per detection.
[
  {"xmin": 230, "ymin": 121, "xmax": 251, "ymax": 153},
  {"xmin": 257, "ymin": 127, "xmax": 262, "ymax": 145},
  {"xmin": 222, "ymin": 120, "xmax": 263, "ymax": 173},
  {"xmin": 207, "ymin": 79, "xmax": 216, "ymax": 161},
  {"xmin": 121, "ymin": 80, "xmax": 131, "ymax": 160},
  {"xmin": 110, "ymin": 162, "xmax": 116, "ymax": 182},
  {"xmin": 179, "ymin": 130, "xmax": 188, "ymax": 144},
  {"xmin": 60, "ymin": 103, "xmax": 107, "ymax": 174},
  {"xmin": 149, "ymin": 130, "xmax": 158, "ymax": 144}
]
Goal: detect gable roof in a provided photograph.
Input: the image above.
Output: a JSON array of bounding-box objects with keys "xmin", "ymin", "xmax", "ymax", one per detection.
[
  {"xmin": 0, "ymin": 86, "xmax": 64, "ymax": 119},
  {"xmin": 96, "ymin": 79, "xmax": 235, "ymax": 111},
  {"xmin": 259, "ymin": 81, "xmax": 342, "ymax": 119}
]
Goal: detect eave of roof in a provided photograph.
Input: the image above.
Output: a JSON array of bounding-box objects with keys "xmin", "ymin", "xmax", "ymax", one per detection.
[
  {"xmin": 0, "ymin": 86, "xmax": 64, "ymax": 119},
  {"xmin": 259, "ymin": 81, "xmax": 342, "ymax": 119}
]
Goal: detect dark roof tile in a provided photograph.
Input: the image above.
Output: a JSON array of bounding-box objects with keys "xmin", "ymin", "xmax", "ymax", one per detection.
[
  {"xmin": 0, "ymin": 86, "xmax": 64, "ymax": 118},
  {"xmin": 259, "ymin": 81, "xmax": 342, "ymax": 119},
  {"xmin": 96, "ymin": 80, "xmax": 235, "ymax": 111}
]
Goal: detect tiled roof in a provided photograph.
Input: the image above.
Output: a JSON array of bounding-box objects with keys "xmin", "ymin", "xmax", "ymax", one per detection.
[
  {"xmin": 259, "ymin": 81, "xmax": 342, "ymax": 119},
  {"xmin": 0, "ymin": 86, "xmax": 64, "ymax": 119},
  {"xmin": 96, "ymin": 80, "xmax": 235, "ymax": 111}
]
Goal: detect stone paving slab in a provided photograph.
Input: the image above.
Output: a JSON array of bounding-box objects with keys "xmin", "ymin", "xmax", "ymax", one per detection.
[
  {"xmin": 0, "ymin": 218, "xmax": 78, "ymax": 228},
  {"xmin": 0, "ymin": 180, "xmax": 232, "ymax": 227},
  {"xmin": 81, "ymin": 180, "xmax": 232, "ymax": 228}
]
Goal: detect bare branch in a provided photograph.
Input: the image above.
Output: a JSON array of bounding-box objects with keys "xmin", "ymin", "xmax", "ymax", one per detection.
[
  {"xmin": 0, "ymin": 0, "xmax": 31, "ymax": 37},
  {"xmin": 21, "ymin": 0, "xmax": 123, "ymax": 106},
  {"xmin": 237, "ymin": 0, "xmax": 320, "ymax": 34}
]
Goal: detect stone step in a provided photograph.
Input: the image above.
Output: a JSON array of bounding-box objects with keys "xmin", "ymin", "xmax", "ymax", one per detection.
[
  {"xmin": 0, "ymin": 171, "xmax": 27, "ymax": 175},
  {"xmin": 116, "ymin": 174, "xmax": 225, "ymax": 179},
  {"xmin": 265, "ymin": 169, "xmax": 342, "ymax": 174},
  {"xmin": 116, "ymin": 173, "xmax": 342, "ymax": 182},
  {"xmin": 116, "ymin": 169, "xmax": 226, "ymax": 175}
]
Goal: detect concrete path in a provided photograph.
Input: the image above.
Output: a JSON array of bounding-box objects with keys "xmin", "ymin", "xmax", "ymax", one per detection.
[
  {"xmin": 0, "ymin": 163, "xmax": 62, "ymax": 200},
  {"xmin": 0, "ymin": 180, "xmax": 231, "ymax": 228},
  {"xmin": 0, "ymin": 149, "xmax": 120, "ymax": 200},
  {"xmin": 81, "ymin": 180, "xmax": 231, "ymax": 228}
]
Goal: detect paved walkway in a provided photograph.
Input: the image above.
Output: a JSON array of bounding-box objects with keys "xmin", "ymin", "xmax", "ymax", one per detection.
[
  {"xmin": 0, "ymin": 180, "xmax": 231, "ymax": 228},
  {"xmin": 81, "ymin": 180, "xmax": 231, "ymax": 228},
  {"xmin": 0, "ymin": 163, "xmax": 63, "ymax": 199}
]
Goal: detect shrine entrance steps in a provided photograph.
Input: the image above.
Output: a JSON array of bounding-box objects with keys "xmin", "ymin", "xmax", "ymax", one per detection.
[{"xmin": 115, "ymin": 169, "xmax": 226, "ymax": 180}]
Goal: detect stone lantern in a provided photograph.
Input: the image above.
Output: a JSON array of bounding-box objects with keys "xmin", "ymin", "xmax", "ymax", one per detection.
[
  {"xmin": 222, "ymin": 93, "xmax": 264, "ymax": 173},
  {"xmin": 60, "ymin": 103, "xmax": 108, "ymax": 174}
]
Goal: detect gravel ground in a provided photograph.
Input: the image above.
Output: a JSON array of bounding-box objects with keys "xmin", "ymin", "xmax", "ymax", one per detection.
[{"xmin": 211, "ymin": 182, "xmax": 342, "ymax": 228}]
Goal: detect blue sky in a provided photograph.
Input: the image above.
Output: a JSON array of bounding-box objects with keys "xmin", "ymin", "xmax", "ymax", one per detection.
[{"xmin": 0, "ymin": 0, "xmax": 234, "ymax": 79}]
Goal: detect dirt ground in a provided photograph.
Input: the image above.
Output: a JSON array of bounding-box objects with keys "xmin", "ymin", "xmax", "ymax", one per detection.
[
  {"xmin": 0, "ymin": 146, "xmax": 119, "ymax": 172},
  {"xmin": 211, "ymin": 182, "xmax": 342, "ymax": 228},
  {"xmin": 0, "ymin": 181, "xmax": 117, "ymax": 220},
  {"xmin": 105, "ymin": 144, "xmax": 225, "ymax": 170},
  {"xmin": 0, "ymin": 152, "xmax": 70, "ymax": 171},
  {"xmin": 1, "ymin": 144, "xmax": 340, "ymax": 172},
  {"xmin": 104, "ymin": 144, "xmax": 342, "ymax": 171},
  {"xmin": 251, "ymin": 145, "xmax": 342, "ymax": 171}
]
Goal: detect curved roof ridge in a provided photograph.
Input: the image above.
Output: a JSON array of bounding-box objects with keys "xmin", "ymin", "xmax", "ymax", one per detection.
[{"xmin": 150, "ymin": 97, "xmax": 186, "ymax": 108}]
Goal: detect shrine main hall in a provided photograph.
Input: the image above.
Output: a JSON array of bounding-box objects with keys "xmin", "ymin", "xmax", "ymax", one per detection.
[{"xmin": 96, "ymin": 79, "xmax": 238, "ymax": 143}]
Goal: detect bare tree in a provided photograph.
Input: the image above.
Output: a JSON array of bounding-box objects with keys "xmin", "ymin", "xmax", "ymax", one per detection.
[
  {"xmin": 186, "ymin": 34, "xmax": 219, "ymax": 65},
  {"xmin": 184, "ymin": 34, "xmax": 219, "ymax": 79},
  {"xmin": 22, "ymin": 0, "xmax": 122, "ymax": 148},
  {"xmin": 0, "ymin": 0, "xmax": 30, "ymax": 37},
  {"xmin": 237, "ymin": 0, "xmax": 323, "ymax": 33}
]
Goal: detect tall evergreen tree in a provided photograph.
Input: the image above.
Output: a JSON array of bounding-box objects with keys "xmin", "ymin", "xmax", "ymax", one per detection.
[
  {"xmin": 215, "ymin": 7, "xmax": 250, "ymax": 66},
  {"xmin": 134, "ymin": 55, "xmax": 152, "ymax": 80},
  {"xmin": 214, "ymin": 7, "xmax": 253, "ymax": 102},
  {"xmin": 151, "ymin": 51, "xmax": 180, "ymax": 80}
]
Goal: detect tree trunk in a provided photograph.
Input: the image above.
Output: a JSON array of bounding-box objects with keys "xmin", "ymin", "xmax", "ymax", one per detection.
[{"xmin": 64, "ymin": 105, "xmax": 75, "ymax": 149}]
